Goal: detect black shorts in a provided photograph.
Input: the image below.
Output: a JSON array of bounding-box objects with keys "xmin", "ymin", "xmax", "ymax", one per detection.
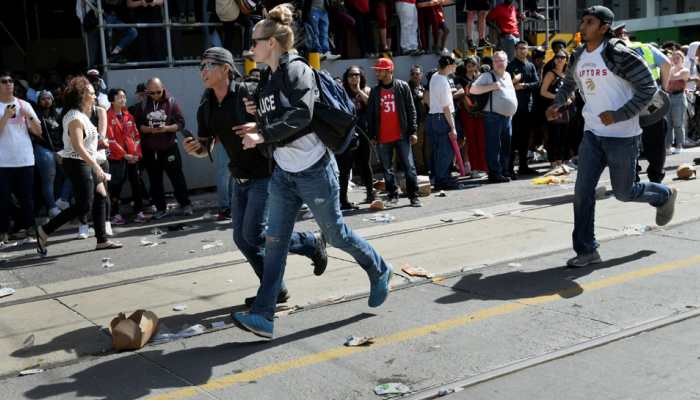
[{"xmin": 465, "ymin": 0, "xmax": 490, "ymax": 11}]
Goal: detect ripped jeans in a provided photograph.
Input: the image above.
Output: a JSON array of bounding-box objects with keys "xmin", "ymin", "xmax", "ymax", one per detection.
[{"xmin": 250, "ymin": 152, "xmax": 391, "ymax": 320}]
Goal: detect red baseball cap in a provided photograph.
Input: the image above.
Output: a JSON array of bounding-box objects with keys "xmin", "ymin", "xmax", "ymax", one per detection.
[{"xmin": 372, "ymin": 58, "xmax": 394, "ymax": 71}]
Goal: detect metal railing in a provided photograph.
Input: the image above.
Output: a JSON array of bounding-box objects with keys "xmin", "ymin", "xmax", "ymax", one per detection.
[{"xmin": 89, "ymin": 0, "xmax": 223, "ymax": 72}]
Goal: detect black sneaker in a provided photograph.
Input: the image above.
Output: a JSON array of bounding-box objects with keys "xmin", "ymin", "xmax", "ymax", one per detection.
[
  {"xmin": 410, "ymin": 197, "xmax": 422, "ymax": 207},
  {"xmin": 244, "ymin": 289, "xmax": 290, "ymax": 307},
  {"xmin": 478, "ymin": 38, "xmax": 493, "ymax": 48},
  {"xmin": 488, "ymin": 175, "xmax": 510, "ymax": 183},
  {"xmin": 311, "ymin": 232, "xmax": 328, "ymax": 276}
]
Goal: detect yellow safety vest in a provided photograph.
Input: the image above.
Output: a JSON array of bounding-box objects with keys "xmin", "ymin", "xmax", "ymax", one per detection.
[{"xmin": 629, "ymin": 42, "xmax": 660, "ymax": 81}]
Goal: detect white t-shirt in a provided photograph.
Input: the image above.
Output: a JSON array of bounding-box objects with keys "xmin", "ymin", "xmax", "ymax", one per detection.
[
  {"xmin": 59, "ymin": 109, "xmax": 100, "ymax": 160},
  {"xmin": 0, "ymin": 99, "xmax": 38, "ymax": 168},
  {"xmin": 273, "ymin": 133, "xmax": 327, "ymax": 173},
  {"xmin": 576, "ymin": 42, "xmax": 641, "ymax": 138},
  {"xmin": 473, "ymin": 70, "xmax": 518, "ymax": 117},
  {"xmin": 429, "ymin": 73, "xmax": 454, "ymax": 114}
]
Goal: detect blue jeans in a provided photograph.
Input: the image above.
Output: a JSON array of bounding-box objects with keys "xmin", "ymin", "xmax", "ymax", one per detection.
[
  {"xmin": 231, "ymin": 178, "xmax": 318, "ymax": 294},
  {"xmin": 669, "ymin": 92, "xmax": 687, "ymax": 147},
  {"xmin": 34, "ymin": 146, "xmax": 57, "ymax": 211},
  {"xmin": 484, "ymin": 112, "xmax": 512, "ymax": 178},
  {"xmin": 214, "ymin": 142, "xmax": 232, "ymax": 210},
  {"xmin": 377, "ymin": 138, "xmax": 419, "ymax": 198},
  {"xmin": 251, "ymin": 154, "xmax": 391, "ymax": 320},
  {"xmin": 104, "ymin": 14, "xmax": 138, "ymax": 52},
  {"xmin": 305, "ymin": 7, "xmax": 330, "ymax": 53},
  {"xmin": 573, "ymin": 131, "xmax": 672, "ymax": 255},
  {"xmin": 426, "ymin": 113, "xmax": 457, "ymax": 188}
]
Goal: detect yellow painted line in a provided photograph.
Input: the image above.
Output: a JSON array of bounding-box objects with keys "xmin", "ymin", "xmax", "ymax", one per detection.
[{"xmin": 149, "ymin": 254, "xmax": 700, "ymax": 400}]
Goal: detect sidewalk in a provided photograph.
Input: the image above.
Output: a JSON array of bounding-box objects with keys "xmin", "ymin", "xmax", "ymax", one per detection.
[{"xmin": 2, "ymin": 174, "xmax": 700, "ymax": 378}]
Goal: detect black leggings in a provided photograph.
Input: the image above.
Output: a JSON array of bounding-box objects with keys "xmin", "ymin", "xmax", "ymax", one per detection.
[
  {"xmin": 547, "ymin": 121, "xmax": 569, "ymax": 162},
  {"xmin": 43, "ymin": 158, "xmax": 107, "ymax": 243},
  {"xmin": 336, "ymin": 133, "xmax": 374, "ymax": 205},
  {"xmin": 109, "ymin": 159, "xmax": 143, "ymax": 215}
]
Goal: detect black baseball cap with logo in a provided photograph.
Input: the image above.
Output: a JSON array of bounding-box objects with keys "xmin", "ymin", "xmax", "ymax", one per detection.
[{"xmin": 582, "ymin": 5, "xmax": 614, "ymax": 26}]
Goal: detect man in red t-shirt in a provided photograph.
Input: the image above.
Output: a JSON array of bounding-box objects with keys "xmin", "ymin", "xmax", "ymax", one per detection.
[
  {"xmin": 486, "ymin": 0, "xmax": 523, "ymax": 61},
  {"xmin": 367, "ymin": 58, "xmax": 422, "ymax": 207}
]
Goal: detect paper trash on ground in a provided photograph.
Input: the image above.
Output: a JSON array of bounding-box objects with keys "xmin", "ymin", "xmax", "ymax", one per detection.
[
  {"xmin": 202, "ymin": 240, "xmax": 224, "ymax": 250},
  {"xmin": 374, "ymin": 383, "xmax": 411, "ymax": 395},
  {"xmin": 0, "ymin": 287, "xmax": 16, "ymax": 298},
  {"xmin": 172, "ymin": 304, "xmax": 187, "ymax": 311},
  {"xmin": 472, "ymin": 209, "xmax": 494, "ymax": 218},
  {"xmin": 622, "ymin": 224, "xmax": 650, "ymax": 236},
  {"xmin": 401, "ymin": 264, "xmax": 434, "ymax": 278},
  {"xmin": 344, "ymin": 336, "xmax": 374, "ymax": 347},
  {"xmin": 101, "ymin": 258, "xmax": 114, "ymax": 268},
  {"xmin": 19, "ymin": 368, "xmax": 44, "ymax": 376},
  {"xmin": 364, "ymin": 214, "xmax": 395, "ymax": 223}
]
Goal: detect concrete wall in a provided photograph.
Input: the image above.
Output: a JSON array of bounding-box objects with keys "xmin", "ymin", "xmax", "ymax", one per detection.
[{"xmin": 105, "ymin": 54, "xmax": 439, "ymax": 190}]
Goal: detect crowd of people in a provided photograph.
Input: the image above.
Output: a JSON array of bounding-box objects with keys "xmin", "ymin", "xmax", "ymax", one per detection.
[
  {"xmin": 0, "ymin": 3, "xmax": 692, "ymax": 338},
  {"xmin": 76, "ymin": 0, "xmax": 547, "ymax": 66}
]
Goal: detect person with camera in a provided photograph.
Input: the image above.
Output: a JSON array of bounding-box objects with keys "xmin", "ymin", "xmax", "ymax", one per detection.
[
  {"xmin": 183, "ymin": 47, "xmax": 328, "ymax": 309},
  {"xmin": 0, "ymin": 72, "xmax": 42, "ymax": 245},
  {"xmin": 136, "ymin": 77, "xmax": 192, "ymax": 219},
  {"xmin": 36, "ymin": 77, "xmax": 123, "ymax": 254},
  {"xmin": 231, "ymin": 5, "xmax": 393, "ymax": 339}
]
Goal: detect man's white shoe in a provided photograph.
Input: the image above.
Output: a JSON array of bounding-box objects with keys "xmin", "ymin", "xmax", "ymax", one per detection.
[
  {"xmin": 323, "ymin": 51, "xmax": 341, "ymax": 61},
  {"xmin": 77, "ymin": 224, "xmax": 90, "ymax": 239},
  {"xmin": 104, "ymin": 222, "xmax": 114, "ymax": 237}
]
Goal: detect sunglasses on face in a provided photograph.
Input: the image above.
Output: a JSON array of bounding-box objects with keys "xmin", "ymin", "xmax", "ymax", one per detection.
[
  {"xmin": 0, "ymin": 78, "xmax": 13, "ymax": 84},
  {"xmin": 252, "ymin": 37, "xmax": 271, "ymax": 46},
  {"xmin": 200, "ymin": 62, "xmax": 223, "ymax": 71}
]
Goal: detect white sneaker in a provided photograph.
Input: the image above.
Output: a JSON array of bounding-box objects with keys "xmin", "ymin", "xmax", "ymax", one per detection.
[
  {"xmin": 104, "ymin": 222, "xmax": 114, "ymax": 237},
  {"xmin": 323, "ymin": 51, "xmax": 341, "ymax": 61},
  {"xmin": 56, "ymin": 199, "xmax": 70, "ymax": 210},
  {"xmin": 49, "ymin": 207, "xmax": 61, "ymax": 218},
  {"xmin": 77, "ymin": 224, "xmax": 90, "ymax": 239}
]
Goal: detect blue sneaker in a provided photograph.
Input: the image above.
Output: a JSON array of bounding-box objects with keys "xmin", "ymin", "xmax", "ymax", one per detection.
[
  {"xmin": 232, "ymin": 311, "xmax": 273, "ymax": 339},
  {"xmin": 368, "ymin": 266, "xmax": 393, "ymax": 308}
]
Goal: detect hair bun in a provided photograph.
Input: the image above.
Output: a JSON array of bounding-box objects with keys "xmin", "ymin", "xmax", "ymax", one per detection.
[{"xmin": 268, "ymin": 4, "xmax": 294, "ymax": 26}]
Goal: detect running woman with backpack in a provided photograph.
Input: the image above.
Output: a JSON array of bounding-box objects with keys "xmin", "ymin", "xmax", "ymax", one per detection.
[{"xmin": 231, "ymin": 4, "xmax": 393, "ymax": 339}]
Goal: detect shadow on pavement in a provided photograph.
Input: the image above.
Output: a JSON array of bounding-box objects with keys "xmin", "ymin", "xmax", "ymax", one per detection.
[
  {"xmin": 23, "ymin": 313, "xmax": 375, "ymax": 400},
  {"xmin": 435, "ymin": 250, "xmax": 656, "ymax": 304}
]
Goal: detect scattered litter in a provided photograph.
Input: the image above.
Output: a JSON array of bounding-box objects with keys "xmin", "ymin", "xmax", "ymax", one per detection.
[
  {"xmin": 202, "ymin": 240, "xmax": 224, "ymax": 250},
  {"xmin": 374, "ymin": 383, "xmax": 410, "ymax": 395},
  {"xmin": 364, "ymin": 214, "xmax": 395, "ymax": 223},
  {"xmin": 101, "ymin": 257, "xmax": 114, "ymax": 268},
  {"xmin": 543, "ymin": 164, "xmax": 571, "ymax": 176},
  {"xmin": 188, "ymin": 250, "xmax": 197, "ymax": 254},
  {"xmin": 151, "ymin": 228, "xmax": 164, "ymax": 236},
  {"xmin": 440, "ymin": 217, "xmax": 454, "ymax": 223},
  {"xmin": 201, "ymin": 211, "xmax": 215, "ymax": 220},
  {"xmin": 325, "ymin": 295, "xmax": 346, "ymax": 304},
  {"xmin": 172, "ymin": 304, "xmax": 188, "ymax": 311},
  {"xmin": 531, "ymin": 176, "xmax": 572, "ymax": 185},
  {"xmin": 401, "ymin": 264, "xmax": 434, "ymax": 278},
  {"xmin": 177, "ymin": 324, "xmax": 206, "ymax": 338},
  {"xmin": 507, "ymin": 262, "xmax": 522, "ymax": 268},
  {"xmin": 677, "ymin": 163, "xmax": 696, "ymax": 180},
  {"xmin": 472, "ymin": 209, "xmax": 494, "ymax": 218},
  {"xmin": 438, "ymin": 387, "xmax": 464, "ymax": 396},
  {"xmin": 275, "ymin": 305, "xmax": 303, "ymax": 317},
  {"xmin": 0, "ymin": 287, "xmax": 16, "ymax": 298},
  {"xmin": 345, "ymin": 336, "xmax": 374, "ymax": 347},
  {"xmin": 211, "ymin": 321, "xmax": 226, "ymax": 329},
  {"xmin": 436, "ymin": 190, "xmax": 447, "ymax": 197},
  {"xmin": 622, "ymin": 224, "xmax": 649, "ymax": 236},
  {"xmin": 429, "ymin": 345, "xmax": 441, "ymax": 350},
  {"xmin": 140, "ymin": 238, "xmax": 165, "ymax": 247},
  {"xmin": 111, "ymin": 310, "xmax": 159, "ymax": 350},
  {"xmin": 21, "ymin": 334, "xmax": 35, "ymax": 351},
  {"xmin": 226, "ymin": 279, "xmax": 233, "ymax": 283},
  {"xmin": 19, "ymin": 368, "xmax": 44, "ymax": 376}
]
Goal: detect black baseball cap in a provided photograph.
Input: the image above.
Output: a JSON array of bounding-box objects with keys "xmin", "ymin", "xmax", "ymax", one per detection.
[
  {"xmin": 582, "ymin": 5, "xmax": 614, "ymax": 26},
  {"xmin": 438, "ymin": 55, "xmax": 456, "ymax": 68}
]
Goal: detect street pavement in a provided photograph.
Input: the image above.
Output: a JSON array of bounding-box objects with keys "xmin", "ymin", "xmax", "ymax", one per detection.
[{"xmin": 2, "ymin": 151, "xmax": 700, "ymax": 399}]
